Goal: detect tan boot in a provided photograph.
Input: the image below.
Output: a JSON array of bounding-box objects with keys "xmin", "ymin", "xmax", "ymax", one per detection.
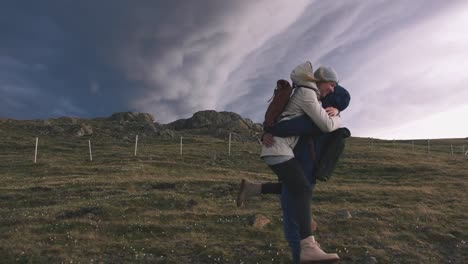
[
  {"xmin": 236, "ymin": 179, "xmax": 261, "ymax": 207},
  {"xmin": 300, "ymin": 236, "xmax": 340, "ymax": 263}
]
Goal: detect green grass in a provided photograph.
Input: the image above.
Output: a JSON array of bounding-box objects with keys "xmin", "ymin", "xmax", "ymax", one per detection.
[{"xmin": 0, "ymin": 123, "xmax": 467, "ymax": 263}]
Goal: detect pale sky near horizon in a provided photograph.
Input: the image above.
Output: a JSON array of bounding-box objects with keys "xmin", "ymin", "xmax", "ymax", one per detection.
[{"xmin": 1, "ymin": 0, "xmax": 468, "ymax": 140}]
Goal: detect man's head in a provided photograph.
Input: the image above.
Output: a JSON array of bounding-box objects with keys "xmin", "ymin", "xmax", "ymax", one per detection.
[
  {"xmin": 314, "ymin": 66, "xmax": 338, "ymax": 99},
  {"xmin": 322, "ymin": 84, "xmax": 350, "ymax": 111}
]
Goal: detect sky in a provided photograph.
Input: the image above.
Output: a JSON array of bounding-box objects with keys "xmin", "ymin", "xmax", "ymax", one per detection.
[{"xmin": 1, "ymin": 0, "xmax": 468, "ymax": 140}]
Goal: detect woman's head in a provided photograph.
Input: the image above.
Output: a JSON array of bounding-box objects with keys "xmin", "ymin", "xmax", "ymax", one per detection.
[
  {"xmin": 290, "ymin": 61, "xmax": 316, "ymax": 87},
  {"xmin": 314, "ymin": 66, "xmax": 339, "ymax": 99},
  {"xmin": 317, "ymin": 81, "xmax": 337, "ymax": 98}
]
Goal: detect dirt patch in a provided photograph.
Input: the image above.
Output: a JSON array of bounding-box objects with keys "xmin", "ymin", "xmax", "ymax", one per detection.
[
  {"xmin": 56, "ymin": 206, "xmax": 105, "ymax": 220},
  {"xmin": 141, "ymin": 182, "xmax": 176, "ymax": 190},
  {"xmin": 29, "ymin": 186, "xmax": 53, "ymax": 192}
]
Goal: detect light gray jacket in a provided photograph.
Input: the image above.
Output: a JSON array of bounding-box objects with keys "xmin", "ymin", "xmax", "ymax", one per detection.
[{"xmin": 260, "ymin": 82, "xmax": 342, "ymax": 157}]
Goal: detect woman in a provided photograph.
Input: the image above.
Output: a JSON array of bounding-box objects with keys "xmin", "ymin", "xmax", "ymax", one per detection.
[{"xmin": 243, "ymin": 61, "xmax": 342, "ymax": 263}]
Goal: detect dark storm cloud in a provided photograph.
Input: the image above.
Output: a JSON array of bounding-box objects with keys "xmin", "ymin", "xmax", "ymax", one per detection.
[{"xmin": 0, "ymin": 0, "xmax": 261, "ymax": 120}]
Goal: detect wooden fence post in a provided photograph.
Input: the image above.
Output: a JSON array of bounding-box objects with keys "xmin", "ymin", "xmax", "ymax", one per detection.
[
  {"xmin": 180, "ymin": 136, "xmax": 183, "ymax": 155},
  {"xmin": 228, "ymin": 133, "xmax": 232, "ymax": 156},
  {"xmin": 89, "ymin": 140, "xmax": 93, "ymax": 161},
  {"xmin": 134, "ymin": 135, "xmax": 139, "ymax": 156},
  {"xmin": 34, "ymin": 137, "xmax": 38, "ymax": 163}
]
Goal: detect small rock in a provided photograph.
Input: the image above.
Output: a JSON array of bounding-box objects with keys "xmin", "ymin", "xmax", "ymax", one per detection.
[
  {"xmin": 336, "ymin": 209, "xmax": 352, "ymax": 220},
  {"xmin": 158, "ymin": 129, "xmax": 175, "ymax": 139},
  {"xmin": 250, "ymin": 214, "xmax": 271, "ymax": 229},
  {"xmin": 446, "ymin": 233, "xmax": 457, "ymax": 239},
  {"xmin": 364, "ymin": 256, "xmax": 378, "ymax": 264},
  {"xmin": 51, "ymin": 126, "xmax": 65, "ymax": 134},
  {"xmin": 187, "ymin": 199, "xmax": 198, "ymax": 209},
  {"xmin": 311, "ymin": 219, "xmax": 318, "ymax": 232},
  {"xmin": 72, "ymin": 124, "xmax": 93, "ymax": 137}
]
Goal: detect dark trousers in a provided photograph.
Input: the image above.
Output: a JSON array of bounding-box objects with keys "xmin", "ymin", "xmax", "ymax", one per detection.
[{"xmin": 266, "ymin": 158, "xmax": 312, "ymax": 239}]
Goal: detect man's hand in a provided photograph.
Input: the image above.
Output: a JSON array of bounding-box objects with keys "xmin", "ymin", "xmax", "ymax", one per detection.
[
  {"xmin": 325, "ymin": 107, "xmax": 339, "ymax": 117},
  {"xmin": 262, "ymin": 133, "xmax": 275, "ymax": 147}
]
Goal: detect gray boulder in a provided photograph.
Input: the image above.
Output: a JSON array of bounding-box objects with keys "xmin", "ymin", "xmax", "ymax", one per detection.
[
  {"xmin": 72, "ymin": 124, "xmax": 93, "ymax": 137},
  {"xmin": 109, "ymin": 112, "xmax": 155, "ymax": 123}
]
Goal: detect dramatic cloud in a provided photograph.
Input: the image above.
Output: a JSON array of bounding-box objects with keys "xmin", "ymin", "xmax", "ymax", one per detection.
[
  {"xmin": 1, "ymin": 0, "xmax": 467, "ymax": 139},
  {"xmin": 224, "ymin": 0, "xmax": 468, "ymax": 138}
]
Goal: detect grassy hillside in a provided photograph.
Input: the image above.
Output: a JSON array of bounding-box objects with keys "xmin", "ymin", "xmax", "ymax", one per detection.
[{"xmin": 0, "ymin": 122, "xmax": 467, "ymax": 263}]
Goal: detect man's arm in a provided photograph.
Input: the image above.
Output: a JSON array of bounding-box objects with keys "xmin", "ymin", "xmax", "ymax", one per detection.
[{"xmin": 265, "ymin": 115, "xmax": 323, "ymax": 137}]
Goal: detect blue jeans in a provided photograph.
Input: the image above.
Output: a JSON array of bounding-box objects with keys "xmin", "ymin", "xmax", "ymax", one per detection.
[
  {"xmin": 281, "ymin": 135, "xmax": 326, "ymax": 263},
  {"xmin": 281, "ymin": 184, "xmax": 315, "ymax": 263}
]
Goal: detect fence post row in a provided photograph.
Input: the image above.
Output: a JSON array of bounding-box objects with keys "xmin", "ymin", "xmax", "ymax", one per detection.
[{"xmin": 27, "ymin": 136, "xmax": 468, "ymax": 163}]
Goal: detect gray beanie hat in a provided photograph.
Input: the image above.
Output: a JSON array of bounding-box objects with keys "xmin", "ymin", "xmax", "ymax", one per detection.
[{"xmin": 314, "ymin": 66, "xmax": 339, "ymax": 83}]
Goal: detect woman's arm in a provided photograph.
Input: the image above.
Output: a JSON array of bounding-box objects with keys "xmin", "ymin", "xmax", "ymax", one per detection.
[
  {"xmin": 265, "ymin": 115, "xmax": 323, "ymax": 137},
  {"xmin": 296, "ymin": 88, "xmax": 342, "ymax": 132}
]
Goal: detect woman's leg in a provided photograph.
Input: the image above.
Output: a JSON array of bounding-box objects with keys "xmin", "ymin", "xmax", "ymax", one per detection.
[
  {"xmin": 269, "ymin": 158, "xmax": 312, "ymax": 239},
  {"xmin": 281, "ymin": 185, "xmax": 300, "ymax": 264},
  {"xmin": 236, "ymin": 180, "xmax": 282, "ymax": 207},
  {"xmin": 261, "ymin": 182, "xmax": 282, "ymax": 194}
]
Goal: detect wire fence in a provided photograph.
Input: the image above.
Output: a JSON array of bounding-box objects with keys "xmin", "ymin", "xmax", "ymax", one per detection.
[
  {"xmin": 359, "ymin": 138, "xmax": 468, "ymax": 156},
  {"xmin": 1, "ymin": 135, "xmax": 468, "ymax": 167},
  {"xmin": 0, "ymin": 133, "xmax": 263, "ymax": 168}
]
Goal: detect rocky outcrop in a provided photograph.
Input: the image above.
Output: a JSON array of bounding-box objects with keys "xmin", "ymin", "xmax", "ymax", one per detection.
[
  {"xmin": 109, "ymin": 112, "xmax": 155, "ymax": 123},
  {"xmin": 107, "ymin": 112, "xmax": 175, "ymax": 139},
  {"xmin": 168, "ymin": 110, "xmax": 255, "ymax": 130},
  {"xmin": 1, "ymin": 110, "xmax": 260, "ymax": 141},
  {"xmin": 166, "ymin": 110, "xmax": 262, "ymax": 141},
  {"xmin": 72, "ymin": 124, "xmax": 94, "ymax": 137}
]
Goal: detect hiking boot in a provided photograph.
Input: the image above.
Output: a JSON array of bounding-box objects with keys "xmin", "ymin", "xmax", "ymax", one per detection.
[
  {"xmin": 300, "ymin": 236, "xmax": 340, "ymax": 263},
  {"xmin": 236, "ymin": 179, "xmax": 261, "ymax": 207}
]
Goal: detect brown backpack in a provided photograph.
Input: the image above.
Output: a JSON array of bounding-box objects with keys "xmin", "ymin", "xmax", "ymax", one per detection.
[{"xmin": 263, "ymin": 79, "xmax": 293, "ymax": 128}]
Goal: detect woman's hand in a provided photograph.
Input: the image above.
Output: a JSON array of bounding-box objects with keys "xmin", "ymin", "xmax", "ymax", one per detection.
[
  {"xmin": 262, "ymin": 133, "xmax": 275, "ymax": 147},
  {"xmin": 325, "ymin": 107, "xmax": 339, "ymax": 117}
]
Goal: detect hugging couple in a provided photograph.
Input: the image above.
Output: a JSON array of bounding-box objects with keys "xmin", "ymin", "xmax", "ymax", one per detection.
[{"xmin": 237, "ymin": 61, "xmax": 351, "ymax": 264}]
